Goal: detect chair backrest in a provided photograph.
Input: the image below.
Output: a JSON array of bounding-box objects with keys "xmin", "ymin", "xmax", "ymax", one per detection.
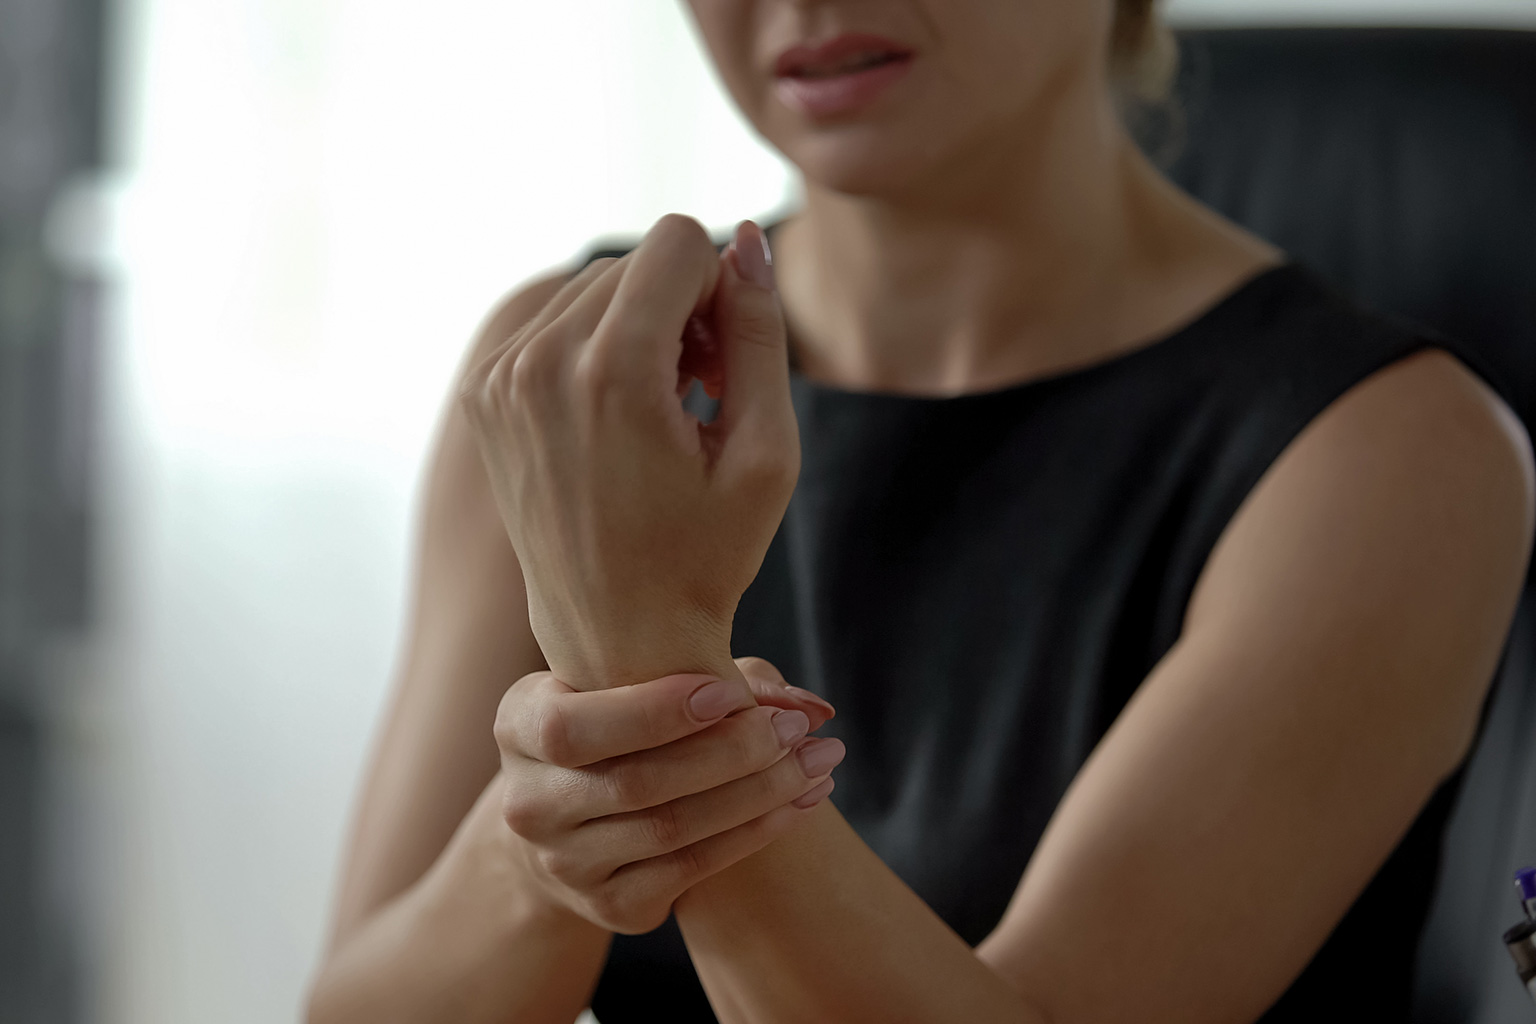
[{"xmin": 1163, "ymin": 27, "xmax": 1536, "ymax": 1022}]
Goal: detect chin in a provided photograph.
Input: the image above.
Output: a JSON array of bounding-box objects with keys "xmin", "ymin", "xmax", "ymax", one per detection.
[{"xmin": 776, "ymin": 127, "xmax": 950, "ymax": 198}]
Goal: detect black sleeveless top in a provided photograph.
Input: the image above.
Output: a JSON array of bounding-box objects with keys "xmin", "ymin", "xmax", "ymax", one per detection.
[{"xmin": 582, "ymin": 233, "xmax": 1486, "ymax": 1023}]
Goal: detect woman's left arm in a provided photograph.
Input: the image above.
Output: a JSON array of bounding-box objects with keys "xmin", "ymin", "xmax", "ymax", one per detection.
[{"xmin": 673, "ymin": 347, "xmax": 1534, "ymax": 1024}]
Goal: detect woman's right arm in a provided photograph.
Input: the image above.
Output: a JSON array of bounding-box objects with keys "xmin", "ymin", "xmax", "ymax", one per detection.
[{"xmin": 306, "ymin": 270, "xmax": 613, "ymax": 1024}]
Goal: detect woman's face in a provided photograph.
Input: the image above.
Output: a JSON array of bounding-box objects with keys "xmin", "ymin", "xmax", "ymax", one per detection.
[{"xmin": 684, "ymin": 0, "xmax": 1116, "ymax": 196}]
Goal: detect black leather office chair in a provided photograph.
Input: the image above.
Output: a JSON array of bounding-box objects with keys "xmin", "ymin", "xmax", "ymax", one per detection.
[{"xmin": 1162, "ymin": 28, "xmax": 1536, "ymax": 1022}]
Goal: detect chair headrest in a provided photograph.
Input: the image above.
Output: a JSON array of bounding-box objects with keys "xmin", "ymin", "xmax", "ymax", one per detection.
[{"xmin": 1165, "ymin": 28, "xmax": 1536, "ymax": 425}]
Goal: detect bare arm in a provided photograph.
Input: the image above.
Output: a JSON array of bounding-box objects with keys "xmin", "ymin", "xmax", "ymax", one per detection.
[
  {"xmin": 307, "ymin": 269, "xmax": 612, "ymax": 1024},
  {"xmin": 674, "ymin": 350, "xmax": 1534, "ymax": 1023},
  {"xmin": 312, "ymin": 227, "xmax": 844, "ymax": 1020},
  {"xmin": 452, "ymin": 219, "xmax": 1532, "ymax": 1021}
]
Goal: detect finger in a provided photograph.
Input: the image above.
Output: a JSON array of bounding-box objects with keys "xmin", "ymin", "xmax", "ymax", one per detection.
[
  {"xmin": 679, "ymin": 309, "xmax": 725, "ymax": 400},
  {"xmin": 583, "ymin": 705, "xmax": 812, "ymax": 814},
  {"xmin": 496, "ymin": 257, "xmax": 631, "ymax": 406},
  {"xmin": 499, "ymin": 702, "xmax": 813, "ymax": 838},
  {"xmin": 610, "ymin": 784, "xmax": 836, "ymax": 927},
  {"xmin": 518, "ymin": 256, "xmax": 623, "ymax": 348},
  {"xmin": 736, "ymin": 656, "xmax": 835, "ymax": 731},
  {"xmin": 682, "ymin": 246, "xmax": 734, "ymax": 400},
  {"xmin": 461, "ymin": 257, "xmax": 620, "ymax": 394},
  {"xmin": 495, "ymin": 670, "xmax": 756, "ymax": 769},
  {"xmin": 536, "ymin": 254, "xmax": 628, "ymax": 358},
  {"xmin": 587, "ymin": 214, "xmax": 722, "ymax": 394},
  {"xmin": 583, "ymin": 731, "xmax": 843, "ymax": 859},
  {"xmin": 712, "ymin": 220, "xmax": 794, "ymax": 442}
]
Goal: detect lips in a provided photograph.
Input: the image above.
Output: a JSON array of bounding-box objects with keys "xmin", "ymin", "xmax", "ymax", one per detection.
[
  {"xmin": 775, "ymin": 33, "xmax": 914, "ymax": 79},
  {"xmin": 773, "ymin": 33, "xmax": 915, "ymax": 118}
]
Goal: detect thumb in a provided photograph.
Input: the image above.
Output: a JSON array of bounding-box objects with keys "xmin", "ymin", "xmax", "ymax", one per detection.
[{"xmin": 713, "ymin": 221, "xmax": 798, "ymax": 471}]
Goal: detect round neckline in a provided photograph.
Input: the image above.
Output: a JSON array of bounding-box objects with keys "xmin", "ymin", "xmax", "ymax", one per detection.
[{"xmin": 761, "ymin": 215, "xmax": 1297, "ymax": 405}]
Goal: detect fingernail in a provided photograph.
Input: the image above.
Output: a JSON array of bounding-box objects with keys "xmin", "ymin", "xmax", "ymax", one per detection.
[
  {"xmin": 733, "ymin": 221, "xmax": 775, "ymax": 292},
  {"xmin": 687, "ymin": 679, "xmax": 739, "ymax": 721},
  {"xmin": 792, "ymin": 777, "xmax": 835, "ymax": 809},
  {"xmin": 772, "ymin": 709, "xmax": 810, "ymax": 747},
  {"xmin": 786, "ymin": 686, "xmax": 834, "ymax": 713},
  {"xmin": 795, "ymin": 737, "xmax": 846, "ymax": 778}
]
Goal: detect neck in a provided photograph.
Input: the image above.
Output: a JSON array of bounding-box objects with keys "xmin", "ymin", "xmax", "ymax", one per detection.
[{"xmin": 774, "ymin": 78, "xmax": 1273, "ymax": 395}]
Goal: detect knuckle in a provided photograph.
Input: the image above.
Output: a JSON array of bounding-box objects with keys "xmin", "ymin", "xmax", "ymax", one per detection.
[
  {"xmin": 589, "ymin": 317, "xmax": 647, "ymax": 364},
  {"xmin": 605, "ymin": 757, "xmax": 657, "ymax": 810},
  {"xmin": 571, "ymin": 349, "xmax": 619, "ymax": 403},
  {"xmin": 598, "ymin": 880, "xmax": 668, "ymax": 936},
  {"xmin": 669, "ymin": 840, "xmax": 710, "ymax": 888},
  {"xmin": 736, "ymin": 447, "xmax": 800, "ymax": 499},
  {"xmin": 580, "ymin": 255, "xmax": 619, "ymax": 279},
  {"xmin": 460, "ymin": 373, "xmax": 499, "ymax": 425},
  {"xmin": 494, "ymin": 672, "xmax": 552, "ymax": 758},
  {"xmin": 533, "ymin": 700, "xmax": 576, "ymax": 767},
  {"xmin": 644, "ymin": 800, "xmax": 688, "ymax": 852},
  {"xmin": 585, "ymin": 884, "xmax": 631, "ymax": 932},
  {"xmin": 747, "ymin": 758, "xmax": 791, "ymax": 808},
  {"xmin": 534, "ymin": 844, "xmax": 574, "ymax": 883},
  {"xmin": 508, "ymin": 340, "xmax": 557, "ymax": 402},
  {"xmin": 456, "ymin": 368, "xmax": 487, "ymax": 412},
  {"xmin": 484, "ymin": 354, "xmax": 516, "ymax": 406},
  {"xmin": 729, "ymin": 715, "xmax": 772, "ymax": 768},
  {"xmin": 491, "ymin": 700, "xmax": 518, "ymax": 757},
  {"xmin": 501, "ymin": 785, "xmax": 547, "ymax": 839},
  {"xmin": 762, "ymin": 447, "xmax": 801, "ymax": 486},
  {"xmin": 458, "ymin": 334, "xmax": 521, "ymax": 410}
]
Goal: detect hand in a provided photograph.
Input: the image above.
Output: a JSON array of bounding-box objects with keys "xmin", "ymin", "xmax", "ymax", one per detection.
[
  {"xmin": 459, "ymin": 216, "xmax": 798, "ymax": 690},
  {"xmin": 494, "ymin": 657, "xmax": 845, "ymax": 934}
]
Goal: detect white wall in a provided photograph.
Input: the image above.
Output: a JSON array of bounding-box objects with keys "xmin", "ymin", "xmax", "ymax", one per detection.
[
  {"xmin": 63, "ymin": 1, "xmax": 1532, "ymax": 1023},
  {"xmin": 75, "ymin": 4, "xmax": 788, "ymax": 1023}
]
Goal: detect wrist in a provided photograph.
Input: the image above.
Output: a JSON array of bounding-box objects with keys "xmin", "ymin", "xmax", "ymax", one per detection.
[{"xmin": 538, "ymin": 610, "xmax": 741, "ymax": 691}]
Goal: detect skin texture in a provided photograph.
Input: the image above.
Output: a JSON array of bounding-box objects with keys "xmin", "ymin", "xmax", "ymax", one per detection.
[
  {"xmin": 309, "ymin": 1, "xmax": 1536, "ymax": 1022},
  {"xmin": 458, "ymin": 228, "xmax": 799, "ymax": 691}
]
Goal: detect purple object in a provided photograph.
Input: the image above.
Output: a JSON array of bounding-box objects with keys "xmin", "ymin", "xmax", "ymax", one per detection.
[{"xmin": 1509, "ymin": 869, "xmax": 1536, "ymax": 1005}]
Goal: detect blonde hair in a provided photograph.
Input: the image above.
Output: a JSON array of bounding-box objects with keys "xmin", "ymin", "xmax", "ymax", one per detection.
[{"xmin": 1110, "ymin": 0, "xmax": 1177, "ymax": 104}]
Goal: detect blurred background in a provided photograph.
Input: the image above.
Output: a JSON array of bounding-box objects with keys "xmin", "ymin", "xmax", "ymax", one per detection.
[{"xmin": 3, "ymin": 1, "xmax": 1535, "ymax": 1022}]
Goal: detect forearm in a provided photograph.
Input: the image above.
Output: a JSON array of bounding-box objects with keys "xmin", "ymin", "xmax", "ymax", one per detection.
[
  {"xmin": 674, "ymin": 802, "xmax": 1040, "ymax": 1024},
  {"xmin": 309, "ymin": 779, "xmax": 611, "ymax": 1024}
]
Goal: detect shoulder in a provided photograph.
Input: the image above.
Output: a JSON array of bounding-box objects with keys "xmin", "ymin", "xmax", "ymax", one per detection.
[
  {"xmin": 1204, "ymin": 266, "xmax": 1531, "ymax": 533},
  {"xmin": 1270, "ymin": 347, "xmax": 1533, "ymax": 545},
  {"xmin": 1186, "ymin": 346, "xmax": 1534, "ymax": 770}
]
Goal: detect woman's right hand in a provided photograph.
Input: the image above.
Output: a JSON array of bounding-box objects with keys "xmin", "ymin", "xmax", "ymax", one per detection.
[{"xmin": 494, "ymin": 657, "xmax": 844, "ymax": 934}]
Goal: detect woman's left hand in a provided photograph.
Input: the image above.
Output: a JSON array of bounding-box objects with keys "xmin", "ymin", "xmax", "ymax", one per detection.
[
  {"xmin": 493, "ymin": 656, "xmax": 842, "ymax": 933},
  {"xmin": 460, "ymin": 216, "xmax": 797, "ymax": 690}
]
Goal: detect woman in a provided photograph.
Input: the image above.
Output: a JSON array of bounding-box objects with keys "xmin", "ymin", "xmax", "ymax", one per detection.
[{"xmin": 307, "ymin": 2, "xmax": 1535, "ymax": 1022}]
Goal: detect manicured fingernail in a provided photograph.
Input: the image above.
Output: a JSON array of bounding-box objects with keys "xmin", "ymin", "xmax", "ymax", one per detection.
[
  {"xmin": 786, "ymin": 686, "xmax": 834, "ymax": 712},
  {"xmin": 733, "ymin": 221, "xmax": 775, "ymax": 292},
  {"xmin": 792, "ymin": 777, "xmax": 835, "ymax": 809},
  {"xmin": 795, "ymin": 737, "xmax": 845, "ymax": 778},
  {"xmin": 687, "ymin": 679, "xmax": 739, "ymax": 721},
  {"xmin": 772, "ymin": 709, "xmax": 810, "ymax": 747}
]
